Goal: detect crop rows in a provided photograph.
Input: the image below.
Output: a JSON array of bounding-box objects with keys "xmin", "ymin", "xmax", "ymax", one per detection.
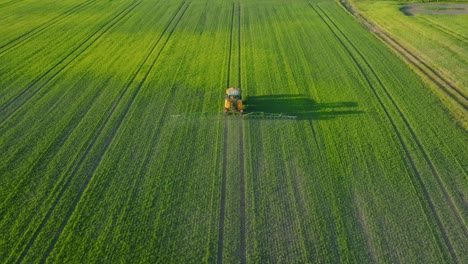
[
  {"xmin": 350, "ymin": 0, "xmax": 468, "ymax": 122},
  {"xmin": 310, "ymin": 3, "xmax": 465, "ymax": 261},
  {"xmin": 346, "ymin": 3, "xmax": 467, "ymax": 112},
  {"xmin": 418, "ymin": 17, "xmax": 468, "ymax": 44},
  {"xmin": 0, "ymin": 1, "xmax": 143, "ymax": 125},
  {"xmin": 218, "ymin": 3, "xmax": 246, "ymax": 263},
  {"xmin": 16, "ymin": 3, "xmax": 193, "ymax": 262},
  {"xmin": 332, "ymin": 2, "xmax": 467, "ymax": 258},
  {"xmin": 241, "ymin": 1, "xmax": 466, "ymax": 262},
  {"xmin": 0, "ymin": 0, "xmax": 466, "ymax": 262},
  {"xmin": 0, "ymin": 0, "xmax": 97, "ymax": 56}
]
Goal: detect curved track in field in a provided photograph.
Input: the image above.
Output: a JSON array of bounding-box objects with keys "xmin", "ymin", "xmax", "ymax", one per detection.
[
  {"xmin": 12, "ymin": 2, "xmax": 190, "ymax": 262},
  {"xmin": 310, "ymin": 3, "xmax": 465, "ymax": 263}
]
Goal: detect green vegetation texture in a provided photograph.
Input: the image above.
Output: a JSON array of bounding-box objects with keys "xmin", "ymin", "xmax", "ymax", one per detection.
[
  {"xmin": 0, "ymin": 0, "xmax": 467, "ymax": 263},
  {"xmin": 355, "ymin": 1, "xmax": 468, "ymax": 90}
]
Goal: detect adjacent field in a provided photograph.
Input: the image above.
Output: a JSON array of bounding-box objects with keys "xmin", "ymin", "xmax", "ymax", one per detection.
[
  {"xmin": 0, "ymin": 0, "xmax": 467, "ymax": 262},
  {"xmin": 351, "ymin": 0, "xmax": 468, "ymax": 125}
]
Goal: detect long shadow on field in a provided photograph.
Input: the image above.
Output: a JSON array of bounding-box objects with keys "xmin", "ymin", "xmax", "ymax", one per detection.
[{"xmin": 245, "ymin": 94, "xmax": 362, "ymax": 120}]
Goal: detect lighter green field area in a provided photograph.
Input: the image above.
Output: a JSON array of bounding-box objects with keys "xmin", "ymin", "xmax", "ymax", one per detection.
[
  {"xmin": 0, "ymin": 0, "xmax": 467, "ymax": 263},
  {"xmin": 354, "ymin": 1, "xmax": 468, "ymax": 90}
]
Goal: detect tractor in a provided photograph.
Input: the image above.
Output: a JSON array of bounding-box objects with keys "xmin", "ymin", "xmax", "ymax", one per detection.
[{"xmin": 224, "ymin": 87, "xmax": 243, "ymax": 114}]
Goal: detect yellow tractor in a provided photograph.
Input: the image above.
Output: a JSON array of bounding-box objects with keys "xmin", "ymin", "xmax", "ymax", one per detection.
[{"xmin": 224, "ymin": 87, "xmax": 243, "ymax": 114}]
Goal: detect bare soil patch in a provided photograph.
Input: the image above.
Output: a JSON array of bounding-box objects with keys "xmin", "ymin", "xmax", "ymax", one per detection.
[{"xmin": 400, "ymin": 3, "xmax": 468, "ymax": 16}]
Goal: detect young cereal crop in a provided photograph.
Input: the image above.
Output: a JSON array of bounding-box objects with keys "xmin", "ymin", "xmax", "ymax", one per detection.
[{"xmin": 0, "ymin": 0, "xmax": 466, "ymax": 262}]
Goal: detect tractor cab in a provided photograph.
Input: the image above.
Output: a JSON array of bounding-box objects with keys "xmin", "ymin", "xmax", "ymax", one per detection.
[
  {"xmin": 227, "ymin": 88, "xmax": 241, "ymax": 99},
  {"xmin": 224, "ymin": 87, "xmax": 243, "ymax": 113}
]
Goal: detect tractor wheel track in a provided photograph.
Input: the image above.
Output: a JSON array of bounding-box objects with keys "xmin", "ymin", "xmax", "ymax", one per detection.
[
  {"xmin": 418, "ymin": 17, "xmax": 468, "ymax": 44},
  {"xmin": 111, "ymin": 18, "xmax": 194, "ymax": 248},
  {"xmin": 238, "ymin": 118, "xmax": 246, "ymax": 264},
  {"xmin": 110, "ymin": 79, "xmax": 180, "ymax": 256},
  {"xmin": 0, "ymin": 68, "xmax": 108, "ymax": 179},
  {"xmin": 237, "ymin": 4, "xmax": 242, "ymax": 90},
  {"xmin": 0, "ymin": 0, "xmax": 96, "ymax": 55},
  {"xmin": 317, "ymin": 4, "xmax": 468, "ymax": 235},
  {"xmin": 225, "ymin": 4, "xmax": 235, "ymax": 88},
  {"xmin": 13, "ymin": 3, "xmax": 189, "ymax": 262},
  {"xmin": 0, "ymin": 0, "xmax": 141, "ymax": 125},
  {"xmin": 39, "ymin": 2, "xmax": 190, "ymax": 262},
  {"xmin": 340, "ymin": 2, "xmax": 468, "ymax": 110},
  {"xmin": 0, "ymin": 78, "xmax": 108, "ymax": 218},
  {"xmin": 317, "ymin": 4, "xmax": 468, "ymax": 236},
  {"xmin": 217, "ymin": 118, "xmax": 228, "ymax": 264},
  {"xmin": 380, "ymin": 34, "xmax": 468, "ymax": 108},
  {"xmin": 218, "ymin": 4, "xmax": 235, "ymax": 264},
  {"xmin": 0, "ymin": 0, "xmax": 24, "ymax": 9},
  {"xmin": 237, "ymin": 4, "xmax": 246, "ymax": 264},
  {"xmin": 310, "ymin": 3, "xmax": 461, "ymax": 263}
]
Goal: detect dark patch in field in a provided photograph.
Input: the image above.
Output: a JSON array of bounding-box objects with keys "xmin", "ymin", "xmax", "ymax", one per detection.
[
  {"xmin": 400, "ymin": 3, "xmax": 468, "ymax": 16},
  {"xmin": 245, "ymin": 94, "xmax": 362, "ymax": 120}
]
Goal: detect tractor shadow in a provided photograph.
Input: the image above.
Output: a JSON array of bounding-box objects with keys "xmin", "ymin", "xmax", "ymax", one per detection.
[{"xmin": 245, "ymin": 94, "xmax": 363, "ymax": 120}]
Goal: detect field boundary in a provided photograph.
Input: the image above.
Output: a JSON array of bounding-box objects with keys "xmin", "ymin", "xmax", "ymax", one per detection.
[
  {"xmin": 316, "ymin": 4, "xmax": 467, "ymax": 238},
  {"xmin": 338, "ymin": 0, "xmax": 467, "ymax": 112},
  {"xmin": 0, "ymin": 0, "xmax": 96, "ymax": 55},
  {"xmin": 309, "ymin": 3, "xmax": 460, "ymax": 262},
  {"xmin": 12, "ymin": 2, "xmax": 190, "ymax": 262},
  {"xmin": 0, "ymin": 0, "xmax": 142, "ymax": 125},
  {"xmin": 318, "ymin": 3, "xmax": 468, "ymax": 232}
]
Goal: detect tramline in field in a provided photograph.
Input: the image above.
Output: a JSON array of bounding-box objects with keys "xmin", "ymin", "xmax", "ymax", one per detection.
[{"xmin": 0, "ymin": 0, "xmax": 466, "ymax": 262}]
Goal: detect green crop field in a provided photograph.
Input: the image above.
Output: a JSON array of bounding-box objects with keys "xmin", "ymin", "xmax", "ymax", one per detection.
[
  {"xmin": 351, "ymin": 0, "xmax": 468, "ymax": 124},
  {"xmin": 0, "ymin": 0, "xmax": 467, "ymax": 263}
]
